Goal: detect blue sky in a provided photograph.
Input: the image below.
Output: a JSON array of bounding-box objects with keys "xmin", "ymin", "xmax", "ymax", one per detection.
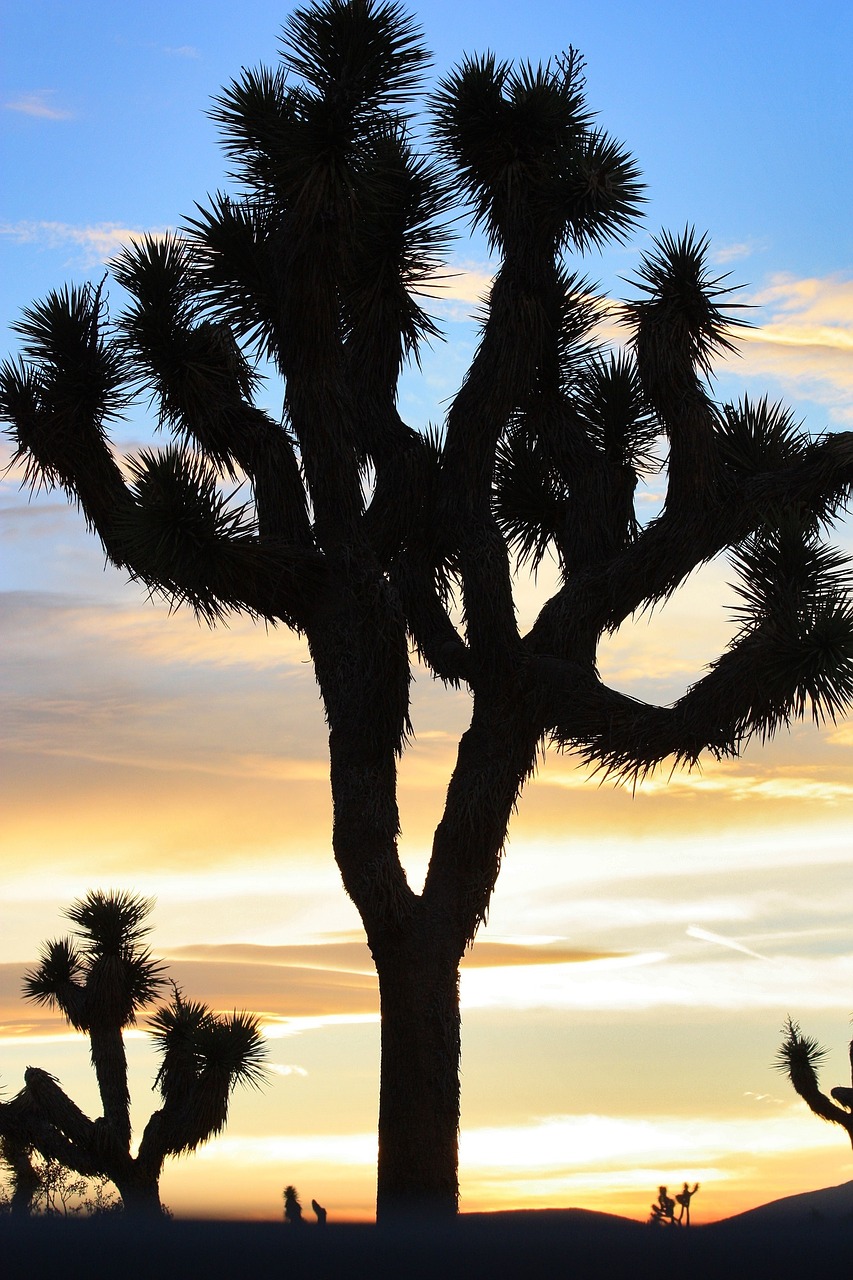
[{"xmin": 2, "ymin": 0, "xmax": 853, "ymax": 1222}]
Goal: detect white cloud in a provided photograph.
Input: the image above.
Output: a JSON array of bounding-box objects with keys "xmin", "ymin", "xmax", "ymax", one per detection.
[
  {"xmin": 3, "ymin": 91, "xmax": 72, "ymax": 120},
  {"xmin": 711, "ymin": 240, "xmax": 764, "ymax": 265},
  {"xmin": 0, "ymin": 220, "xmax": 171, "ymax": 266},
  {"xmin": 459, "ymin": 947, "xmax": 853, "ymax": 1014},
  {"xmin": 193, "ymin": 1105, "xmax": 838, "ymax": 1174},
  {"xmin": 163, "ymin": 45, "xmax": 201, "ymax": 59},
  {"xmin": 720, "ymin": 273, "xmax": 853, "ymax": 425}
]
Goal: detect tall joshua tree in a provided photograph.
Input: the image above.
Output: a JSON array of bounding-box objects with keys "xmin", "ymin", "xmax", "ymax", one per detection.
[
  {"xmin": 3, "ymin": 0, "xmax": 853, "ymax": 1221},
  {"xmin": 776, "ymin": 1017, "xmax": 853, "ymax": 1148},
  {"xmin": 0, "ymin": 892, "xmax": 265, "ymax": 1214}
]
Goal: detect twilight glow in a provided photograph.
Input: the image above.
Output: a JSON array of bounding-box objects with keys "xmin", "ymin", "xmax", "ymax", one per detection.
[{"xmin": 2, "ymin": 0, "xmax": 853, "ymax": 1224}]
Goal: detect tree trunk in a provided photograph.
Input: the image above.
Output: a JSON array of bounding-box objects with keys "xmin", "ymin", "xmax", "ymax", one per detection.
[
  {"xmin": 89, "ymin": 1022, "xmax": 131, "ymax": 1151},
  {"xmin": 373, "ymin": 931, "xmax": 462, "ymax": 1223},
  {"xmin": 5, "ymin": 1141, "xmax": 40, "ymax": 1217},
  {"xmin": 112, "ymin": 1165, "xmax": 163, "ymax": 1217}
]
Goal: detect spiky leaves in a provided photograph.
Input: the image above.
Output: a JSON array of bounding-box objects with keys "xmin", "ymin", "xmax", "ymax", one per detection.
[
  {"xmin": 142, "ymin": 989, "xmax": 266, "ymax": 1163},
  {"xmin": 720, "ymin": 517, "xmax": 853, "ymax": 732},
  {"xmin": 553, "ymin": 514, "xmax": 853, "ymax": 781},
  {"xmin": 281, "ymin": 0, "xmax": 429, "ymax": 109},
  {"xmin": 431, "ymin": 52, "xmax": 642, "ymax": 256},
  {"xmin": 494, "ymin": 351, "xmax": 658, "ymax": 576},
  {"xmin": 575, "ymin": 352, "xmax": 659, "ymax": 476},
  {"xmin": 717, "ymin": 396, "xmax": 809, "ymax": 478},
  {"xmin": 620, "ymin": 228, "xmax": 750, "ymax": 507},
  {"xmin": 22, "ymin": 939, "xmax": 87, "ymax": 1031},
  {"xmin": 113, "ymin": 234, "xmax": 262, "ymax": 467},
  {"xmin": 776, "ymin": 1017, "xmax": 853, "ymax": 1142},
  {"xmin": 0, "ymin": 282, "xmax": 128, "ymax": 499},
  {"xmin": 205, "ymin": 0, "xmax": 449, "ymax": 420},
  {"xmin": 116, "ymin": 447, "xmax": 260, "ymax": 623},
  {"xmin": 23, "ymin": 892, "xmax": 166, "ymax": 1034},
  {"xmin": 624, "ymin": 228, "xmax": 748, "ymax": 413},
  {"xmin": 6, "ymin": 896, "xmax": 267, "ymax": 1211},
  {"xmin": 20, "ymin": 893, "xmax": 166, "ymax": 1158}
]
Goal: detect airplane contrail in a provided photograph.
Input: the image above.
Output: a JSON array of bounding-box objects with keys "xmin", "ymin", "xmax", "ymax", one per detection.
[{"xmin": 686, "ymin": 925, "xmax": 768, "ymax": 960}]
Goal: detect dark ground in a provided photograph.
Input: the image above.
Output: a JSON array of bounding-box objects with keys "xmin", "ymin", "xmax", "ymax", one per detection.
[{"xmin": 3, "ymin": 1200, "xmax": 853, "ymax": 1280}]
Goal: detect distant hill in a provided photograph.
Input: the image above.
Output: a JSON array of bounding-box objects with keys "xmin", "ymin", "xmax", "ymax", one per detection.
[
  {"xmin": 712, "ymin": 1179, "xmax": 853, "ymax": 1229},
  {"xmin": 462, "ymin": 1206, "xmax": 645, "ymax": 1234}
]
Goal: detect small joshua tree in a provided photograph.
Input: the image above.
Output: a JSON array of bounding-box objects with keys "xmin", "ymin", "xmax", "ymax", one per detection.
[
  {"xmin": 283, "ymin": 1184, "xmax": 304, "ymax": 1224},
  {"xmin": 776, "ymin": 1016, "xmax": 853, "ymax": 1147},
  {"xmin": 0, "ymin": 891, "xmax": 266, "ymax": 1215}
]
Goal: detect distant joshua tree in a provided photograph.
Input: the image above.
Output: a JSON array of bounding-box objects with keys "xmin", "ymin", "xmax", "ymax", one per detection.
[
  {"xmin": 283, "ymin": 1184, "xmax": 305, "ymax": 1224},
  {"xmin": 0, "ymin": 891, "xmax": 266, "ymax": 1215},
  {"xmin": 649, "ymin": 1185, "xmax": 676, "ymax": 1225},
  {"xmin": 311, "ymin": 1196, "xmax": 328, "ymax": 1225},
  {"xmin": 675, "ymin": 1181, "xmax": 699, "ymax": 1226},
  {"xmin": 776, "ymin": 1016, "xmax": 853, "ymax": 1146}
]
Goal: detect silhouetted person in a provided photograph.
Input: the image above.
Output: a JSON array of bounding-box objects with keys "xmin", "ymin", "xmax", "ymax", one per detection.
[
  {"xmin": 311, "ymin": 1197, "xmax": 327, "ymax": 1225},
  {"xmin": 283, "ymin": 1184, "xmax": 305, "ymax": 1225},
  {"xmin": 676, "ymin": 1182, "xmax": 699, "ymax": 1226}
]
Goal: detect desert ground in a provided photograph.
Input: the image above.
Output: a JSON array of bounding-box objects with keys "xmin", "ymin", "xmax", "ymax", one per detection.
[{"xmin": 3, "ymin": 1183, "xmax": 853, "ymax": 1279}]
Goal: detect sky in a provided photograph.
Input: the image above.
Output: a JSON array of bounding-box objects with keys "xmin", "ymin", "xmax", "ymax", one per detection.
[{"xmin": 2, "ymin": 0, "xmax": 853, "ymax": 1225}]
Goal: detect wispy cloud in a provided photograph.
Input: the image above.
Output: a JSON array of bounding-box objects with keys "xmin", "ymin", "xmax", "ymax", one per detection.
[
  {"xmin": 415, "ymin": 260, "xmax": 495, "ymax": 320},
  {"xmin": 711, "ymin": 240, "xmax": 764, "ymax": 266},
  {"xmin": 721, "ymin": 273, "xmax": 853, "ymax": 425},
  {"xmin": 0, "ymin": 220, "xmax": 170, "ymax": 266},
  {"xmin": 3, "ymin": 90, "xmax": 72, "ymax": 120},
  {"xmin": 195, "ymin": 1105, "xmax": 839, "ymax": 1173},
  {"xmin": 163, "ymin": 45, "xmax": 201, "ymax": 59}
]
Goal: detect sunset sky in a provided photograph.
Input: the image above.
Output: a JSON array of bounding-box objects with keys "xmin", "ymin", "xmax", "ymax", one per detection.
[{"xmin": 2, "ymin": 0, "xmax": 853, "ymax": 1224}]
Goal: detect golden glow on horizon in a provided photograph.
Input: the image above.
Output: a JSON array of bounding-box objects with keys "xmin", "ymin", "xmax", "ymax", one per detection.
[{"xmin": 5, "ymin": 320, "xmax": 853, "ymax": 1221}]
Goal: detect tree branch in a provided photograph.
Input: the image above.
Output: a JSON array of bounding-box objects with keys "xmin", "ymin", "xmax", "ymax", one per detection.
[{"xmin": 537, "ymin": 583, "xmax": 853, "ymax": 779}]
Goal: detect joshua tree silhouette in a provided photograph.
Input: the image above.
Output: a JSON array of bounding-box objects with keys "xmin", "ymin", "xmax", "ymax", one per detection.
[
  {"xmin": 283, "ymin": 1184, "xmax": 305, "ymax": 1225},
  {"xmin": 0, "ymin": 891, "xmax": 266, "ymax": 1215},
  {"xmin": 5, "ymin": 0, "xmax": 853, "ymax": 1221},
  {"xmin": 649, "ymin": 1185, "xmax": 676, "ymax": 1225},
  {"xmin": 776, "ymin": 1016, "xmax": 853, "ymax": 1147},
  {"xmin": 675, "ymin": 1181, "xmax": 699, "ymax": 1226}
]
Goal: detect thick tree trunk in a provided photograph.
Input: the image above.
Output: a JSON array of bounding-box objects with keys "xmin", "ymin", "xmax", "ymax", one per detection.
[
  {"xmin": 373, "ymin": 932, "xmax": 462, "ymax": 1223},
  {"xmin": 112, "ymin": 1166, "xmax": 163, "ymax": 1217}
]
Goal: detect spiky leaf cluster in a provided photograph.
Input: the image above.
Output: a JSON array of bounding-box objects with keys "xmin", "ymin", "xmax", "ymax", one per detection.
[
  {"xmin": 200, "ymin": 0, "xmax": 449, "ymax": 393},
  {"xmin": 717, "ymin": 396, "xmax": 808, "ymax": 476},
  {"xmin": 624, "ymin": 228, "xmax": 748, "ymax": 390},
  {"xmin": 574, "ymin": 352, "xmax": 659, "ymax": 474},
  {"xmin": 148, "ymin": 990, "xmax": 266, "ymax": 1153},
  {"xmin": 23, "ymin": 892, "xmax": 166, "ymax": 1033},
  {"xmin": 0, "ymin": 283, "xmax": 127, "ymax": 495},
  {"xmin": 117, "ymin": 447, "xmax": 259, "ymax": 620},
  {"xmin": 431, "ymin": 51, "xmax": 643, "ymax": 254}
]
